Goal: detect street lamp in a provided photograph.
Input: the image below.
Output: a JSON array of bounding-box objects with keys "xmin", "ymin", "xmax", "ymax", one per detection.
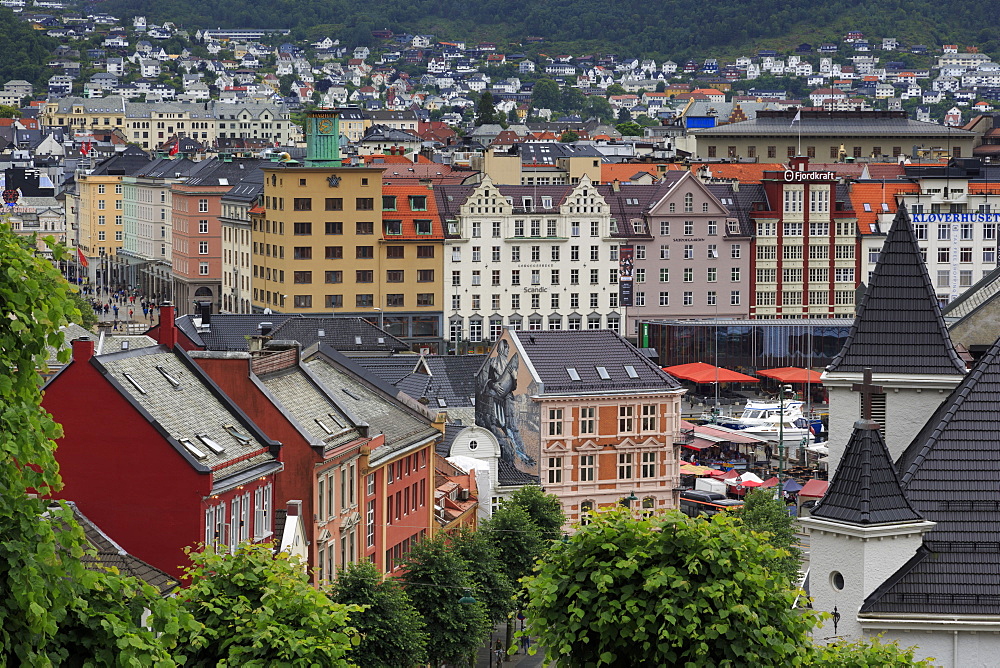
[
  {"xmin": 373, "ymin": 306, "xmax": 383, "ymax": 330},
  {"xmin": 777, "ymin": 384, "xmax": 793, "ymax": 483},
  {"xmin": 621, "ymin": 490, "xmax": 638, "ymax": 508}
]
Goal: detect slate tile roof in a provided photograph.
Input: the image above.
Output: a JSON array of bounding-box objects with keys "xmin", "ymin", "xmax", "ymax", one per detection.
[
  {"xmin": 175, "ymin": 313, "xmax": 296, "ymax": 350},
  {"xmin": 826, "ymin": 207, "xmax": 966, "ymax": 375},
  {"xmin": 66, "ymin": 503, "xmax": 178, "ymax": 595},
  {"xmin": 511, "ymin": 330, "xmax": 681, "ymax": 394},
  {"xmin": 174, "ymin": 314, "xmax": 407, "ymax": 353},
  {"xmin": 862, "ymin": 336, "xmax": 1000, "ymax": 615},
  {"xmin": 95, "ymin": 345, "xmax": 278, "ymax": 480},
  {"xmin": 302, "ymin": 346, "xmax": 440, "ymax": 465},
  {"xmin": 810, "ymin": 419, "xmax": 923, "ymax": 525},
  {"xmin": 354, "ymin": 354, "xmax": 485, "ymax": 408},
  {"xmin": 256, "ymin": 367, "xmax": 365, "ymax": 452}
]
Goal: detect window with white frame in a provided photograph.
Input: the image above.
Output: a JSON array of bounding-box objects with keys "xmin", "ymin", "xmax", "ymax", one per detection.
[
  {"xmin": 547, "ymin": 457, "xmax": 562, "ymax": 484},
  {"xmin": 641, "ymin": 451, "xmax": 656, "ymax": 478},
  {"xmin": 618, "ymin": 452, "xmax": 633, "ymax": 479},
  {"xmin": 548, "ymin": 408, "xmax": 563, "ymax": 436},
  {"xmin": 579, "ymin": 454, "xmax": 595, "ymax": 482}
]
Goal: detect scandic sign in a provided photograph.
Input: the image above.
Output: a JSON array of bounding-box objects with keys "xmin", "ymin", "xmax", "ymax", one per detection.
[{"xmin": 782, "ymin": 170, "xmax": 836, "ymax": 182}]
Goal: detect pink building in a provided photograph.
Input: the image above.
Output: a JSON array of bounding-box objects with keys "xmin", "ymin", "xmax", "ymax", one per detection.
[
  {"xmin": 475, "ymin": 329, "xmax": 685, "ymax": 527},
  {"xmin": 171, "ymin": 157, "xmax": 262, "ymax": 315}
]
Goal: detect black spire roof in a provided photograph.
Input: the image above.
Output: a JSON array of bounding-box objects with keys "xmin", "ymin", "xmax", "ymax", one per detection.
[
  {"xmin": 862, "ymin": 336, "xmax": 1000, "ymax": 615},
  {"xmin": 810, "ymin": 418, "xmax": 923, "ymax": 525},
  {"xmin": 826, "ymin": 207, "xmax": 965, "ymax": 375}
]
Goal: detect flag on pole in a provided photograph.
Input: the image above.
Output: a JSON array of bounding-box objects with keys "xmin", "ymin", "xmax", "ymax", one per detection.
[
  {"xmin": 790, "ymin": 110, "xmax": 801, "ymax": 126},
  {"xmin": 80, "ymin": 141, "xmax": 91, "ymax": 156},
  {"xmin": 168, "ymin": 141, "xmax": 179, "ymax": 156},
  {"xmin": 77, "ymin": 248, "xmax": 89, "ymax": 268}
]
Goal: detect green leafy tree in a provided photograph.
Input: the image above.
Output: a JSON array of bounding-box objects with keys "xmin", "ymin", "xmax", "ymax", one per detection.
[
  {"xmin": 655, "ymin": 80, "xmax": 666, "ymax": 93},
  {"xmin": 617, "ymin": 108, "xmax": 633, "ymax": 123},
  {"xmin": 175, "ymin": 543, "xmax": 360, "ymax": 666},
  {"xmin": 475, "ymin": 91, "xmax": 498, "ymax": 126},
  {"xmin": 559, "ymin": 130, "xmax": 579, "ymax": 142},
  {"xmin": 586, "ymin": 96, "xmax": 613, "ymax": 122},
  {"xmin": 616, "ymin": 121, "xmax": 643, "ymax": 136},
  {"xmin": 560, "ymin": 86, "xmax": 587, "ymax": 114},
  {"xmin": 524, "ymin": 508, "xmax": 819, "ymax": 666},
  {"xmin": 0, "ymin": 104, "xmax": 21, "ymax": 118},
  {"xmin": 606, "ymin": 83, "xmax": 627, "ymax": 96},
  {"xmin": 811, "ymin": 637, "xmax": 935, "ymax": 666},
  {"xmin": 532, "ymin": 78, "xmax": 561, "ymax": 110},
  {"xmin": 451, "ymin": 528, "xmax": 516, "ymax": 625},
  {"xmin": 731, "ymin": 487, "xmax": 801, "ymax": 584},
  {"xmin": 401, "ymin": 534, "xmax": 491, "ymax": 667},
  {"xmin": 329, "ymin": 561, "xmax": 428, "ymax": 668},
  {"xmin": 0, "ymin": 220, "xmax": 186, "ymax": 666},
  {"xmin": 505, "ymin": 485, "xmax": 565, "ymax": 540}
]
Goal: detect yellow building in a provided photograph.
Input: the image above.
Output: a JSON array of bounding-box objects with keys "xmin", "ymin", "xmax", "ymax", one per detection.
[
  {"xmin": 251, "ymin": 110, "xmax": 445, "ymax": 351},
  {"xmin": 73, "ymin": 146, "xmax": 152, "ymax": 286},
  {"xmin": 42, "ymin": 96, "xmax": 126, "ymax": 133}
]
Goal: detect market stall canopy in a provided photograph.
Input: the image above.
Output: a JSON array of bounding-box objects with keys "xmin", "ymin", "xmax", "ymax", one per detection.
[
  {"xmin": 757, "ymin": 367, "xmax": 824, "ymax": 384},
  {"xmin": 726, "ymin": 472, "xmax": 764, "ymax": 487},
  {"xmin": 799, "ymin": 479, "xmax": 829, "ymax": 499},
  {"xmin": 679, "ymin": 462, "xmax": 722, "ymax": 476},
  {"xmin": 662, "ymin": 362, "xmax": 759, "ymax": 384},
  {"xmin": 760, "ymin": 476, "xmax": 780, "ymax": 488},
  {"xmin": 782, "ymin": 479, "xmax": 804, "ymax": 493}
]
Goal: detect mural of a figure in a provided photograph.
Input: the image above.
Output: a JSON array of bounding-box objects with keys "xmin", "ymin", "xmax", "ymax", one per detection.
[{"xmin": 476, "ymin": 339, "xmax": 534, "ymax": 469}]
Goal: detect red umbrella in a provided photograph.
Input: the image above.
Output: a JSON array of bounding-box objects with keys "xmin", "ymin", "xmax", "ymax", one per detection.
[
  {"xmin": 757, "ymin": 367, "xmax": 823, "ymax": 384},
  {"xmin": 663, "ymin": 362, "xmax": 759, "ymax": 384}
]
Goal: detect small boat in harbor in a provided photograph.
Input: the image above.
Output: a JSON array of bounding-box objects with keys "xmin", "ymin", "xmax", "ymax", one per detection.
[{"xmin": 705, "ymin": 399, "xmax": 823, "ymax": 442}]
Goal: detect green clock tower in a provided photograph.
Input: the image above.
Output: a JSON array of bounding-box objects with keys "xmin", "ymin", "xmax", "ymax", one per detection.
[{"xmin": 304, "ymin": 109, "xmax": 341, "ymax": 167}]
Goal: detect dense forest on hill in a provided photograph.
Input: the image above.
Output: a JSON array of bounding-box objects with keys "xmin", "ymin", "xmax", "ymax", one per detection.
[
  {"xmin": 0, "ymin": 9, "xmax": 57, "ymax": 87},
  {"xmin": 100, "ymin": 0, "xmax": 998, "ymax": 59}
]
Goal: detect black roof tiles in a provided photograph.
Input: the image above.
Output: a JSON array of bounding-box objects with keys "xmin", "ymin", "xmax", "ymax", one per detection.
[
  {"xmin": 862, "ymin": 336, "xmax": 1000, "ymax": 615},
  {"xmin": 810, "ymin": 420, "xmax": 923, "ymax": 526},
  {"xmin": 826, "ymin": 207, "xmax": 966, "ymax": 375}
]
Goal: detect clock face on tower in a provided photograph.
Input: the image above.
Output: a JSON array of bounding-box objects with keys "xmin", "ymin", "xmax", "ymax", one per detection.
[{"xmin": 317, "ymin": 118, "xmax": 334, "ymax": 134}]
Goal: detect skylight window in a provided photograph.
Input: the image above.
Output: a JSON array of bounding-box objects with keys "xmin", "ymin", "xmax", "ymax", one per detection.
[
  {"xmin": 179, "ymin": 438, "xmax": 207, "ymax": 460},
  {"xmin": 315, "ymin": 418, "xmax": 334, "ymax": 434},
  {"xmin": 596, "ymin": 366, "xmax": 611, "ymax": 380},
  {"xmin": 354, "ymin": 336, "xmax": 363, "ymax": 345},
  {"xmin": 437, "ymin": 398, "xmax": 447, "ymax": 407},
  {"xmin": 343, "ymin": 388, "xmax": 361, "ymax": 400},
  {"xmin": 155, "ymin": 365, "xmax": 180, "ymax": 387},
  {"xmin": 196, "ymin": 433, "xmax": 225, "ymax": 455},
  {"xmin": 863, "ymin": 202, "xmax": 872, "ymax": 212},
  {"xmin": 881, "ymin": 203, "xmax": 890, "ymax": 212},
  {"xmin": 122, "ymin": 372, "xmax": 146, "ymax": 394},
  {"xmin": 625, "ymin": 365, "xmax": 639, "ymax": 378},
  {"xmin": 567, "ymin": 367, "xmax": 581, "ymax": 381},
  {"xmin": 225, "ymin": 425, "xmax": 252, "ymax": 445},
  {"xmin": 328, "ymin": 412, "xmax": 345, "ymax": 428}
]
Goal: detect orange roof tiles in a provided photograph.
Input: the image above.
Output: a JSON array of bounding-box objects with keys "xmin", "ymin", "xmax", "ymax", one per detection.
[
  {"xmin": 381, "ymin": 184, "xmax": 445, "ymax": 239},
  {"xmin": 697, "ymin": 163, "xmax": 784, "ymax": 183},
  {"xmin": 599, "ymin": 162, "xmax": 685, "ymax": 183},
  {"xmin": 849, "ymin": 182, "xmax": 920, "ymax": 234}
]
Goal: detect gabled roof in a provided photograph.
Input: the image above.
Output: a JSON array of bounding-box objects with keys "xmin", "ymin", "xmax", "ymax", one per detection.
[
  {"xmin": 810, "ymin": 419, "xmax": 923, "ymax": 525},
  {"xmin": 863, "ymin": 336, "xmax": 1000, "ymax": 615},
  {"xmin": 848, "ymin": 181, "xmax": 919, "ymax": 234},
  {"xmin": 93, "ymin": 345, "xmax": 280, "ymax": 481},
  {"xmin": 510, "ymin": 330, "xmax": 681, "ymax": 395},
  {"xmin": 826, "ymin": 208, "xmax": 966, "ymax": 375},
  {"xmin": 355, "ymin": 354, "xmax": 485, "ymax": 408},
  {"xmin": 302, "ymin": 345, "xmax": 440, "ymax": 463}
]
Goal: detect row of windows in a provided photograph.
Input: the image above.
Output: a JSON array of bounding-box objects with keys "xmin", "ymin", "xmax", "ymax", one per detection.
[
  {"xmin": 755, "ymin": 290, "xmax": 855, "ymax": 306},
  {"xmin": 451, "ymin": 292, "xmax": 619, "ymax": 311},
  {"xmin": 633, "ymin": 290, "xmax": 743, "ymax": 307},
  {"xmin": 266, "ymin": 293, "xmax": 437, "ymax": 309},
  {"xmin": 203, "ymin": 483, "xmax": 272, "ymax": 550},
  {"xmin": 757, "ymin": 268, "xmax": 856, "ymax": 283},
  {"xmin": 293, "ymin": 269, "xmax": 435, "ymax": 284},
  {"xmin": 546, "ymin": 451, "xmax": 660, "ymax": 484},
  {"xmin": 756, "ymin": 222, "xmax": 856, "ymax": 237},
  {"xmin": 316, "ymin": 461, "xmax": 357, "ymax": 523},
  {"xmin": 913, "ymin": 222, "xmax": 998, "ymax": 241},
  {"xmin": 288, "ymin": 197, "xmax": 381, "ymax": 212},
  {"xmin": 448, "ymin": 315, "xmax": 621, "ymax": 340},
  {"xmin": 708, "ymin": 145, "xmax": 920, "ymax": 160}
]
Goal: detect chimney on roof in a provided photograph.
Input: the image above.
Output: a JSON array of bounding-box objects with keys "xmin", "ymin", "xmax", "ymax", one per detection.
[
  {"xmin": 286, "ymin": 499, "xmax": 301, "ymax": 517},
  {"xmin": 158, "ymin": 302, "xmax": 177, "ymax": 348},
  {"xmin": 197, "ymin": 300, "xmax": 212, "ymax": 327},
  {"xmin": 71, "ymin": 336, "xmax": 94, "ymax": 363}
]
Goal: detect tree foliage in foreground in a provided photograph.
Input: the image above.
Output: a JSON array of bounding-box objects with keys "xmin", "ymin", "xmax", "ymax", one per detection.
[
  {"xmin": 329, "ymin": 561, "xmax": 428, "ymax": 668},
  {"xmin": 400, "ymin": 534, "xmax": 492, "ymax": 667},
  {"xmin": 175, "ymin": 543, "xmax": 359, "ymax": 667},
  {"xmin": 0, "ymin": 220, "xmax": 188, "ymax": 666},
  {"xmin": 505, "ymin": 485, "xmax": 565, "ymax": 540},
  {"xmin": 525, "ymin": 508, "xmax": 932, "ymax": 667},
  {"xmin": 731, "ymin": 487, "xmax": 802, "ymax": 584}
]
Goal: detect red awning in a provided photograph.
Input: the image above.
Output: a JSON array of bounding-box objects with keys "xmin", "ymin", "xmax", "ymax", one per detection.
[
  {"xmin": 757, "ymin": 367, "xmax": 823, "ymax": 384},
  {"xmin": 760, "ymin": 476, "xmax": 780, "ymax": 488},
  {"xmin": 799, "ymin": 479, "xmax": 829, "ymax": 498},
  {"xmin": 663, "ymin": 362, "xmax": 759, "ymax": 384}
]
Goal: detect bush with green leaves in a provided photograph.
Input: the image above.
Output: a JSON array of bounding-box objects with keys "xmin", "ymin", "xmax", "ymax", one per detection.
[
  {"xmin": 174, "ymin": 542, "xmax": 360, "ymax": 667},
  {"xmin": 329, "ymin": 561, "xmax": 428, "ymax": 668},
  {"xmin": 525, "ymin": 508, "xmax": 819, "ymax": 666}
]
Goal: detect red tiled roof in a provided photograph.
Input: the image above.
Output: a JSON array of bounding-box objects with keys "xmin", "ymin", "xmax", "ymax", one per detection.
[
  {"xmin": 381, "ymin": 184, "xmax": 445, "ymax": 239},
  {"xmin": 849, "ymin": 181, "xmax": 919, "ymax": 234},
  {"xmin": 698, "ymin": 163, "xmax": 784, "ymax": 183}
]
